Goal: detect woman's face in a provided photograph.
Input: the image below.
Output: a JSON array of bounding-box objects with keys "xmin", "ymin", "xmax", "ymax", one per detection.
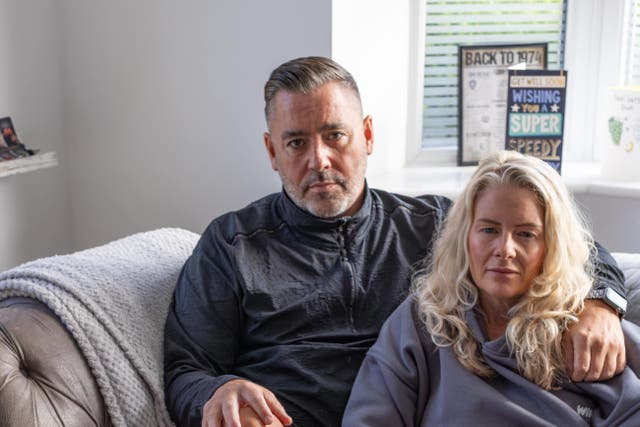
[{"xmin": 467, "ymin": 183, "xmax": 546, "ymax": 312}]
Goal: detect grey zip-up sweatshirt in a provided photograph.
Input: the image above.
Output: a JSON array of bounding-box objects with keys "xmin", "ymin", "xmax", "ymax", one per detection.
[{"xmin": 343, "ymin": 297, "xmax": 640, "ymax": 426}]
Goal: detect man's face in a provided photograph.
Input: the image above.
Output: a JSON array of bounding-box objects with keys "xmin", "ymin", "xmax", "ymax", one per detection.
[{"xmin": 264, "ymin": 82, "xmax": 374, "ymax": 218}]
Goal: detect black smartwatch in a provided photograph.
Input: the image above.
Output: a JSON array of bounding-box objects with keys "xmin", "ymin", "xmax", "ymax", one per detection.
[{"xmin": 588, "ymin": 287, "xmax": 627, "ymax": 316}]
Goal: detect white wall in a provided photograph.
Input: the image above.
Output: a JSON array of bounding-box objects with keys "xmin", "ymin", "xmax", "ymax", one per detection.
[
  {"xmin": 58, "ymin": 1, "xmax": 332, "ymax": 250},
  {"xmin": 3, "ymin": 1, "xmax": 636, "ymax": 265},
  {"xmin": 1, "ymin": 0, "xmax": 411, "ymax": 263},
  {"xmin": 0, "ymin": 0, "xmax": 71, "ymax": 270}
]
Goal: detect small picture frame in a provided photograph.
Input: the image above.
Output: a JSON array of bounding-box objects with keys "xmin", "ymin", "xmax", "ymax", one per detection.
[
  {"xmin": 458, "ymin": 43, "xmax": 547, "ymax": 166},
  {"xmin": 0, "ymin": 116, "xmax": 31, "ymax": 160}
]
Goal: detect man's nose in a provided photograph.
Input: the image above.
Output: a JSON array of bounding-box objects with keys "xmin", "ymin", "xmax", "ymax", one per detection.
[{"xmin": 308, "ymin": 139, "xmax": 331, "ymax": 171}]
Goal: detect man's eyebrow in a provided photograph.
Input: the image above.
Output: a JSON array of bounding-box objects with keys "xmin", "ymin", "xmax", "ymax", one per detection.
[
  {"xmin": 281, "ymin": 129, "xmax": 308, "ymax": 139},
  {"xmin": 320, "ymin": 122, "xmax": 345, "ymax": 132},
  {"xmin": 281, "ymin": 123, "xmax": 346, "ymax": 139}
]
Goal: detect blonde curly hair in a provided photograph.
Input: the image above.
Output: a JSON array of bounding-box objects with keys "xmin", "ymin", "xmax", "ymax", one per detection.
[{"xmin": 413, "ymin": 150, "xmax": 594, "ymax": 389}]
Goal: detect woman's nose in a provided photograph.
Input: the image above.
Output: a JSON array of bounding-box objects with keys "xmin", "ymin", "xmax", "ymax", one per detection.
[{"xmin": 495, "ymin": 234, "xmax": 517, "ymax": 259}]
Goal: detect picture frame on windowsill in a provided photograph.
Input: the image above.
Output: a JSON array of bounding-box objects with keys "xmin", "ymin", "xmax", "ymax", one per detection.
[{"xmin": 458, "ymin": 42, "xmax": 547, "ymax": 166}]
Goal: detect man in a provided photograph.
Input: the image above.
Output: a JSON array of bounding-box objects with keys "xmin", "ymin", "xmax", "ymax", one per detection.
[{"xmin": 164, "ymin": 57, "xmax": 627, "ymax": 427}]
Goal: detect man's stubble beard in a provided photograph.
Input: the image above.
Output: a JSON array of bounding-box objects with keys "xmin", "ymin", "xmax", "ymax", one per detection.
[{"xmin": 280, "ymin": 170, "xmax": 362, "ymax": 219}]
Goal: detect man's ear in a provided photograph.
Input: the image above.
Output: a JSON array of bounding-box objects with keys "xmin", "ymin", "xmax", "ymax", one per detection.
[
  {"xmin": 363, "ymin": 115, "xmax": 374, "ymax": 155},
  {"xmin": 263, "ymin": 132, "xmax": 278, "ymax": 171}
]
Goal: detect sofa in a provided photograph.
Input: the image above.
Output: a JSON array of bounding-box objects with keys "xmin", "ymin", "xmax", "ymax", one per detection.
[
  {"xmin": 0, "ymin": 228, "xmax": 638, "ymax": 427},
  {"xmin": 0, "ymin": 228, "xmax": 199, "ymax": 427}
]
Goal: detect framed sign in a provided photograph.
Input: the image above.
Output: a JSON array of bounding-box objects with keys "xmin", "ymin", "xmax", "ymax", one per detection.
[
  {"xmin": 505, "ymin": 69, "xmax": 567, "ymax": 173},
  {"xmin": 458, "ymin": 43, "xmax": 547, "ymax": 166}
]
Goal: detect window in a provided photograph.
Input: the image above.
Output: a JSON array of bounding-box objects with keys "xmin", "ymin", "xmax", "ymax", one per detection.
[
  {"xmin": 408, "ymin": 0, "xmax": 639, "ymax": 166},
  {"xmin": 623, "ymin": 0, "xmax": 640, "ymax": 85},
  {"xmin": 418, "ymin": 0, "xmax": 567, "ymax": 159}
]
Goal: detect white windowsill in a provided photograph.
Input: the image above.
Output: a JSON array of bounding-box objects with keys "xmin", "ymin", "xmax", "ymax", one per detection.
[{"xmin": 368, "ymin": 162, "xmax": 640, "ymax": 200}]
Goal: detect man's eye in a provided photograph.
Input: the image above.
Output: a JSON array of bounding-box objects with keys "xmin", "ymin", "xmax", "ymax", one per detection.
[
  {"xmin": 326, "ymin": 132, "xmax": 347, "ymax": 143},
  {"xmin": 287, "ymin": 139, "xmax": 304, "ymax": 149}
]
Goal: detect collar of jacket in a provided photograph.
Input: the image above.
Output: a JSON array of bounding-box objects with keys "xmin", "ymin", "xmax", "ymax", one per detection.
[{"xmin": 276, "ymin": 182, "xmax": 374, "ymax": 247}]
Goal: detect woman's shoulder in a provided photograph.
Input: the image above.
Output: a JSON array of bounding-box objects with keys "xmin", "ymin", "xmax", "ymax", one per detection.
[{"xmin": 372, "ymin": 296, "xmax": 439, "ymax": 360}]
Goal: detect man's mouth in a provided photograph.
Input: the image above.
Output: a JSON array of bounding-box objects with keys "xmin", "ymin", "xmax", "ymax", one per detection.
[{"xmin": 308, "ymin": 181, "xmax": 338, "ymax": 190}]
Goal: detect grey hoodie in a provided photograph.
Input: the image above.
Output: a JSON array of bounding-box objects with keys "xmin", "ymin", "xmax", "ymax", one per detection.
[{"xmin": 343, "ymin": 297, "xmax": 640, "ymax": 426}]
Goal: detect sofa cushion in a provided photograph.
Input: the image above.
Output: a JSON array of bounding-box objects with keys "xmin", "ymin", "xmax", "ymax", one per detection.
[{"xmin": 0, "ymin": 297, "xmax": 111, "ymax": 427}]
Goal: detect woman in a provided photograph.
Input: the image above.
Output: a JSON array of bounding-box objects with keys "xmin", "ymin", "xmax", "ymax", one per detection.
[{"xmin": 342, "ymin": 151, "xmax": 640, "ymax": 426}]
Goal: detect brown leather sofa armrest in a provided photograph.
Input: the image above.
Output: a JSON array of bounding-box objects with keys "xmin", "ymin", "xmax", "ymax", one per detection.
[{"xmin": 0, "ymin": 297, "xmax": 112, "ymax": 427}]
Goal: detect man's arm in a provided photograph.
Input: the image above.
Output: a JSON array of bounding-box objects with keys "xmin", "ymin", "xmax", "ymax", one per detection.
[
  {"xmin": 164, "ymin": 227, "xmax": 245, "ymax": 426},
  {"xmin": 163, "ymin": 225, "xmax": 290, "ymax": 427},
  {"xmin": 563, "ymin": 242, "xmax": 627, "ymax": 382},
  {"xmin": 592, "ymin": 241, "xmax": 627, "ymax": 297}
]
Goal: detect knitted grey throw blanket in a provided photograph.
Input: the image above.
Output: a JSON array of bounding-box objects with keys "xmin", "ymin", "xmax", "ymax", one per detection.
[{"xmin": 0, "ymin": 228, "xmax": 199, "ymax": 427}]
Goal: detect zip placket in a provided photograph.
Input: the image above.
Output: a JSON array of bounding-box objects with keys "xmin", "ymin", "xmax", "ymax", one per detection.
[{"xmin": 338, "ymin": 219, "xmax": 357, "ymax": 331}]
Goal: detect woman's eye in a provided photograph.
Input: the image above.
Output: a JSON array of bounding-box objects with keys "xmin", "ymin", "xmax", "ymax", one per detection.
[
  {"xmin": 480, "ymin": 227, "xmax": 497, "ymax": 234},
  {"xmin": 518, "ymin": 231, "xmax": 536, "ymax": 238}
]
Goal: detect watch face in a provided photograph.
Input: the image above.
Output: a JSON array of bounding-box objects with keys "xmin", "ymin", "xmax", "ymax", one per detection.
[{"xmin": 605, "ymin": 288, "xmax": 627, "ymax": 313}]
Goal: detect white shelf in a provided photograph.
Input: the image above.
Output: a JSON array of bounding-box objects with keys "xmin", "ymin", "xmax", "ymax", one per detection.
[
  {"xmin": 368, "ymin": 162, "xmax": 640, "ymax": 200},
  {"xmin": 0, "ymin": 152, "xmax": 58, "ymax": 178}
]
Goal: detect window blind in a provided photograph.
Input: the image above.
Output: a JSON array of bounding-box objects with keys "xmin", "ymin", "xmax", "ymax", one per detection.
[
  {"xmin": 422, "ymin": 0, "xmax": 567, "ymax": 149},
  {"xmin": 624, "ymin": 0, "xmax": 640, "ymax": 85}
]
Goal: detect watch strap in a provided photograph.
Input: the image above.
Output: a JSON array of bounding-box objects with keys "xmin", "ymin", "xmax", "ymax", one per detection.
[{"xmin": 587, "ymin": 287, "xmax": 627, "ymax": 316}]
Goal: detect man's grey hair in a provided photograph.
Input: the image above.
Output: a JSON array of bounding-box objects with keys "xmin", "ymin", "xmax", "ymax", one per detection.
[{"xmin": 264, "ymin": 56, "xmax": 361, "ymax": 127}]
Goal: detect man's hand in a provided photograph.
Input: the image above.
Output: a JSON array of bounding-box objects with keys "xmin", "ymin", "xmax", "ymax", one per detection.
[
  {"xmin": 202, "ymin": 379, "xmax": 292, "ymax": 427},
  {"xmin": 563, "ymin": 299, "xmax": 626, "ymax": 382},
  {"xmin": 221, "ymin": 406, "xmax": 286, "ymax": 427}
]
